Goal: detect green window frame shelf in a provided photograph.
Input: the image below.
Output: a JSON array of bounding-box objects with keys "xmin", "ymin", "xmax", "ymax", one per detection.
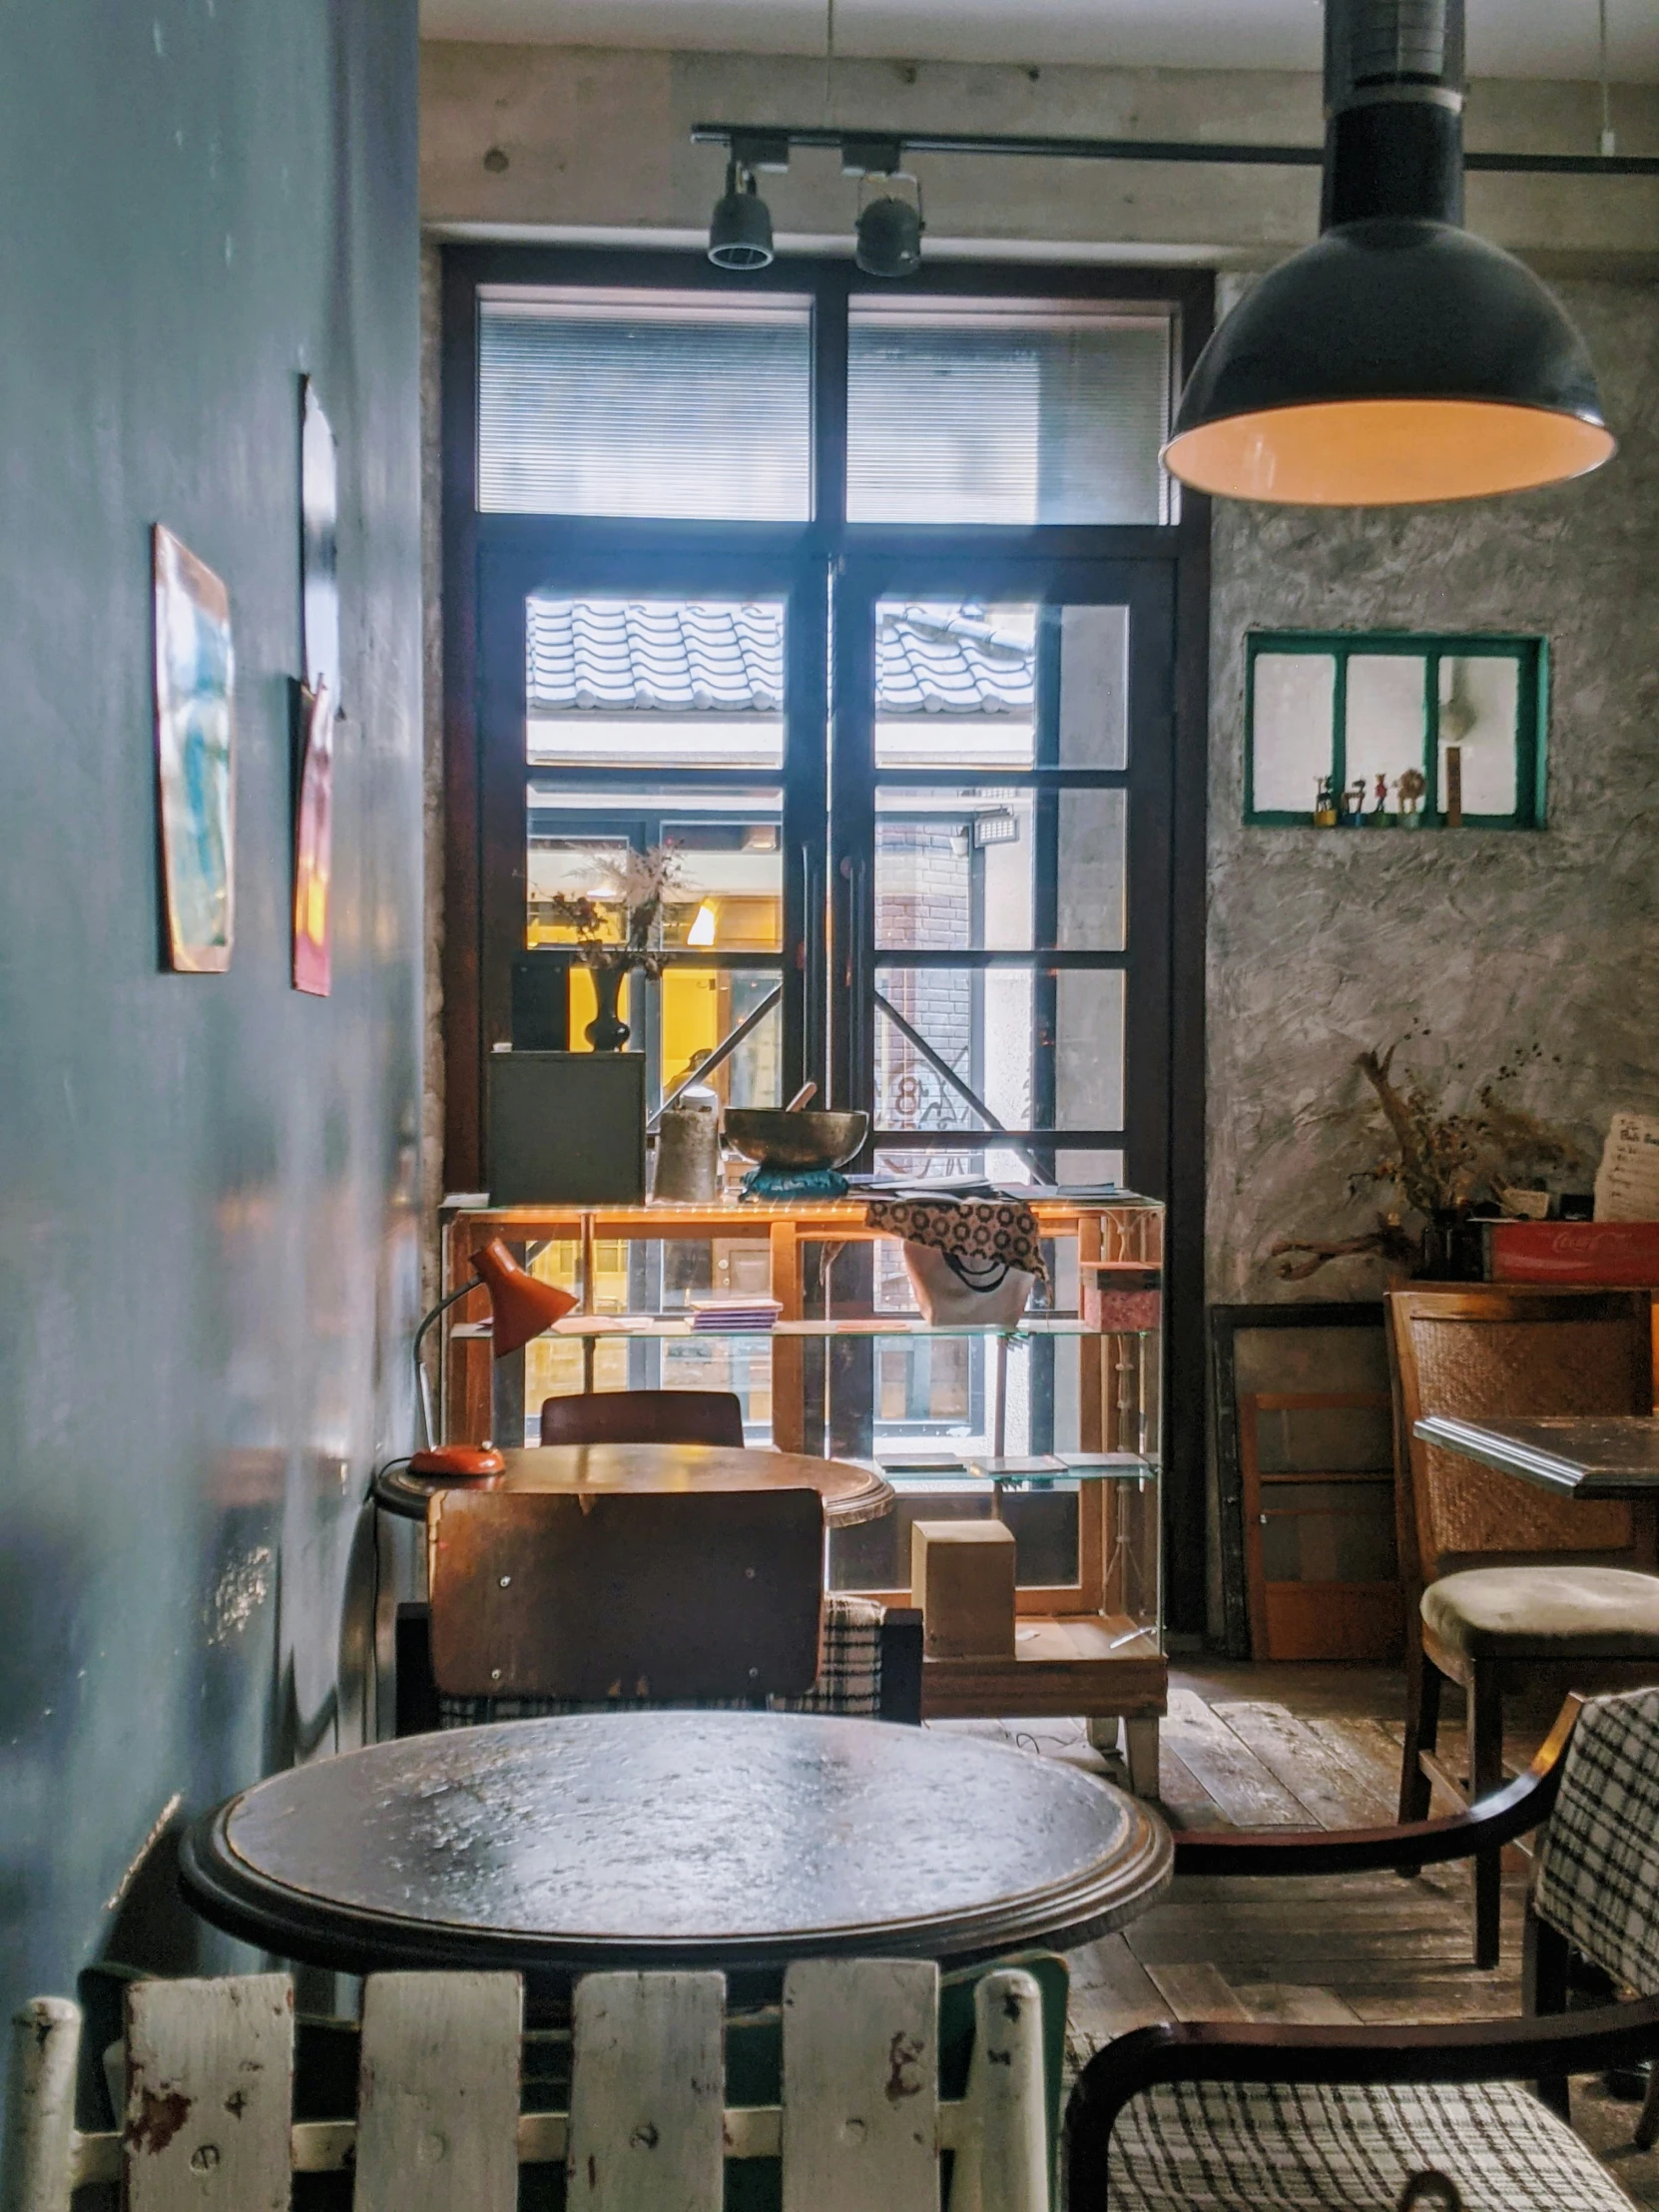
[{"xmin": 1243, "ymin": 628, "xmax": 1548, "ymax": 830}]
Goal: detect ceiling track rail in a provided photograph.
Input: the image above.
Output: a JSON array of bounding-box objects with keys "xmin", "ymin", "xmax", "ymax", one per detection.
[{"xmin": 691, "ymin": 122, "xmax": 1659, "ymax": 179}]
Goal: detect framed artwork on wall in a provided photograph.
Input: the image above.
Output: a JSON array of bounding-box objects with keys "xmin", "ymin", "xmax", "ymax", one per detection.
[
  {"xmin": 153, "ymin": 523, "xmax": 236, "ymax": 974},
  {"xmin": 294, "ymin": 378, "xmax": 340, "ymax": 995}
]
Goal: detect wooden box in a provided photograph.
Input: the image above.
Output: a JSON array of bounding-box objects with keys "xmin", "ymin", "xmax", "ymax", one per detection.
[{"xmin": 910, "ymin": 1520, "xmax": 1016, "ymax": 1659}]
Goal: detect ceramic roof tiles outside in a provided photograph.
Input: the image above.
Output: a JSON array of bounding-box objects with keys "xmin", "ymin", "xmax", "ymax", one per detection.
[{"xmin": 526, "ymin": 598, "xmax": 1033, "ymax": 716}]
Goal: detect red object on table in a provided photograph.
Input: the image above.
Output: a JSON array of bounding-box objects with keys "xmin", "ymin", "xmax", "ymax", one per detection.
[
  {"xmin": 471, "ymin": 1236, "xmax": 578, "ymax": 1353},
  {"xmin": 1485, "ymin": 1220, "xmax": 1659, "ymax": 1286}
]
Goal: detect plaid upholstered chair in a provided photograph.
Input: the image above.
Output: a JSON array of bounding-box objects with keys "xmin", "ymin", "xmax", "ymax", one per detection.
[
  {"xmin": 1066, "ymin": 1685, "xmax": 1659, "ymax": 2212},
  {"xmin": 1388, "ymin": 1287, "xmax": 1659, "ymax": 1965},
  {"xmin": 395, "ymin": 1485, "xmax": 923, "ymax": 1731}
]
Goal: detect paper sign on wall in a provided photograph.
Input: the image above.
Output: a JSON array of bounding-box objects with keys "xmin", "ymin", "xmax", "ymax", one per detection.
[{"xmin": 1593, "ymin": 1110, "xmax": 1659, "ymax": 1222}]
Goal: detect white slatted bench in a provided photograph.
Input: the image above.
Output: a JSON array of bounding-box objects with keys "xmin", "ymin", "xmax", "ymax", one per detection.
[{"xmin": 2, "ymin": 1960, "xmax": 1047, "ymax": 2211}]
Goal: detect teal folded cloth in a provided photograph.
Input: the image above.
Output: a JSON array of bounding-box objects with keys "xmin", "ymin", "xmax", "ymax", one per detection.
[{"xmin": 740, "ymin": 1165, "xmax": 849, "ymax": 1201}]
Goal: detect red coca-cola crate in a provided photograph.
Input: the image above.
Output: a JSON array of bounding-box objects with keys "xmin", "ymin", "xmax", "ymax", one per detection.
[{"xmin": 1481, "ymin": 1219, "xmax": 1659, "ymax": 1286}]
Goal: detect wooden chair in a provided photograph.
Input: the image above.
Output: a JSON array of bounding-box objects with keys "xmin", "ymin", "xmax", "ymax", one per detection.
[
  {"xmin": 395, "ymin": 1485, "xmax": 925, "ymax": 1728},
  {"xmin": 3, "ymin": 1958, "xmax": 1053, "ymax": 2210},
  {"xmin": 1066, "ymin": 1685, "xmax": 1659, "ymax": 2212},
  {"xmin": 540, "ymin": 1386, "xmax": 747, "ymax": 1447},
  {"xmin": 1387, "ymin": 1285, "xmax": 1659, "ymax": 1965}
]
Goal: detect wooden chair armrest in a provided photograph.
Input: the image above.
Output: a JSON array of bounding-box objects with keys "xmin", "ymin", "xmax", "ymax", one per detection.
[
  {"xmin": 876, "ymin": 1608, "xmax": 923, "ymax": 1726},
  {"xmin": 394, "ymin": 1603, "xmax": 441, "ymax": 1738},
  {"xmin": 1171, "ymin": 1694, "xmax": 1581, "ymax": 1878},
  {"xmin": 1066, "ymin": 1989, "xmax": 1659, "ymax": 2200}
]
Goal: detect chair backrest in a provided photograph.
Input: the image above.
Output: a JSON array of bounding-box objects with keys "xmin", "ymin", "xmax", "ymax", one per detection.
[
  {"xmin": 1535, "ymin": 1685, "xmax": 1659, "ymax": 1996},
  {"xmin": 427, "ymin": 1485, "xmax": 825, "ymax": 1702},
  {"xmin": 3, "ymin": 1962, "xmax": 1051, "ymax": 2212},
  {"xmin": 540, "ymin": 1387, "xmax": 746, "ymax": 1448},
  {"xmin": 1385, "ymin": 1286, "xmax": 1651, "ymax": 1585}
]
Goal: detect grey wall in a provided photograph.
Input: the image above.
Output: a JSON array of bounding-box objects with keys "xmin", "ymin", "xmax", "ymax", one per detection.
[
  {"xmin": 0, "ymin": 0, "xmax": 421, "ymax": 2030},
  {"xmin": 1206, "ymin": 278, "xmax": 1659, "ymax": 1305}
]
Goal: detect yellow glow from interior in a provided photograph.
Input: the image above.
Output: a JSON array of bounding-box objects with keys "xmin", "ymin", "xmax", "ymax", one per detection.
[
  {"xmin": 686, "ymin": 900, "xmax": 718, "ymax": 947},
  {"xmin": 1164, "ymin": 398, "xmax": 1615, "ymax": 506}
]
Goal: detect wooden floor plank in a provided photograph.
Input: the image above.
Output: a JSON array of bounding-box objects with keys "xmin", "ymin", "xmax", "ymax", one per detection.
[
  {"xmin": 1158, "ymin": 1689, "xmax": 1311, "ymax": 1827},
  {"xmin": 1142, "ymin": 1963, "xmax": 1250, "ymax": 2022},
  {"xmin": 1232, "ymin": 1983, "xmax": 1363, "ymax": 2025},
  {"xmin": 1210, "ymin": 1702, "xmax": 1390, "ymax": 1829},
  {"xmin": 1153, "ymin": 1739, "xmax": 1230, "ymax": 1830}
]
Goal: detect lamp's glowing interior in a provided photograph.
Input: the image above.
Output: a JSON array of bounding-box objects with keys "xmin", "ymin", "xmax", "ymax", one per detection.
[{"xmin": 1164, "ymin": 398, "xmax": 1614, "ymax": 506}]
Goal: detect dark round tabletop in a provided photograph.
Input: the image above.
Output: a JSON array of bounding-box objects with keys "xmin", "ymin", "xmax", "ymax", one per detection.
[
  {"xmin": 181, "ymin": 1711, "xmax": 1171, "ymax": 1983},
  {"xmin": 373, "ymin": 1442, "xmax": 894, "ymax": 1528}
]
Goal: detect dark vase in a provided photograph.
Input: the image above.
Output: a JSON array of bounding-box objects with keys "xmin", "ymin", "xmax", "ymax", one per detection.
[
  {"xmin": 1417, "ymin": 1208, "xmax": 1482, "ymax": 1282},
  {"xmin": 584, "ymin": 963, "xmax": 630, "ymax": 1051}
]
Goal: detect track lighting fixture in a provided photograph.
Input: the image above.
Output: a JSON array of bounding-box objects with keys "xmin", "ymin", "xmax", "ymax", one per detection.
[{"xmin": 707, "ymin": 158, "xmax": 775, "ymax": 271}]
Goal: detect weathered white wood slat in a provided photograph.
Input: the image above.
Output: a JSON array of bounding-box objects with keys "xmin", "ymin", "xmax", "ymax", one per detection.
[
  {"xmin": 2, "ymin": 1997, "xmax": 81, "ymax": 2212},
  {"xmin": 354, "ymin": 1971, "xmax": 522, "ymax": 2212},
  {"xmin": 780, "ymin": 1958, "xmax": 938, "ymax": 2212},
  {"xmin": 567, "ymin": 1971, "xmax": 726, "ymax": 2212},
  {"xmin": 124, "ymin": 1974, "xmax": 292, "ymax": 2212},
  {"xmin": 951, "ymin": 1967, "xmax": 1046, "ymax": 2212}
]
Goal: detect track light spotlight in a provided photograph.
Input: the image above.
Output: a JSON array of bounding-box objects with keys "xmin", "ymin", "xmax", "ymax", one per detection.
[
  {"xmin": 708, "ymin": 159, "xmax": 775, "ymax": 271},
  {"xmin": 853, "ymin": 172, "xmax": 923, "ymax": 278}
]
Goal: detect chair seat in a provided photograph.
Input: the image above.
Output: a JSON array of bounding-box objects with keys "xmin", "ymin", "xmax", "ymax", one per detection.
[
  {"xmin": 1421, "ymin": 1565, "xmax": 1659, "ymax": 1661},
  {"xmin": 1108, "ymin": 2078, "xmax": 1630, "ymax": 2212}
]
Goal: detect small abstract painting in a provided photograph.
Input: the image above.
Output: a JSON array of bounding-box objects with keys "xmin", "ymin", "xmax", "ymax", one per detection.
[
  {"xmin": 153, "ymin": 524, "xmax": 235, "ymax": 973},
  {"xmin": 292, "ymin": 678, "xmax": 334, "ymax": 996}
]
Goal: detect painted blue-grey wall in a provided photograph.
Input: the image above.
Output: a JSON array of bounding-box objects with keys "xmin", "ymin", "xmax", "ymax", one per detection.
[{"xmin": 0, "ymin": 0, "xmax": 421, "ymax": 2028}]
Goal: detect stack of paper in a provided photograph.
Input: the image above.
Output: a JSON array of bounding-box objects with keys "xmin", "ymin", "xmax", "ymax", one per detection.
[{"xmin": 689, "ymin": 1296, "xmax": 784, "ymax": 1334}]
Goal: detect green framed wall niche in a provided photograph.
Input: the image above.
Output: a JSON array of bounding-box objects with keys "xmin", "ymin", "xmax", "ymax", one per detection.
[{"xmin": 1244, "ymin": 629, "xmax": 1548, "ymax": 830}]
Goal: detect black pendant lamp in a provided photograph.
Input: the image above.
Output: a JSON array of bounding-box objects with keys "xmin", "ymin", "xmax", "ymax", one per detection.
[{"xmin": 1164, "ymin": 0, "xmax": 1614, "ymax": 504}]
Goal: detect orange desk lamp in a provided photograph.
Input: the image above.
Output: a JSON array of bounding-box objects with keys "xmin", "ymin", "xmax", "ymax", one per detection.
[{"xmin": 410, "ymin": 1237, "xmax": 577, "ymax": 1477}]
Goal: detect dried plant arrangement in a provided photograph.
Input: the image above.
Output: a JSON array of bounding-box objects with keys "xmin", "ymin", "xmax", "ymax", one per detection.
[
  {"xmin": 540, "ymin": 843, "xmax": 685, "ymax": 980},
  {"xmin": 1270, "ymin": 1041, "xmax": 1586, "ymax": 1281}
]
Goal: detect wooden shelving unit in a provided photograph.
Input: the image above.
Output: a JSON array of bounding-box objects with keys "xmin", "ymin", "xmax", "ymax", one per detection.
[{"xmin": 440, "ymin": 1196, "xmax": 1166, "ymax": 1750}]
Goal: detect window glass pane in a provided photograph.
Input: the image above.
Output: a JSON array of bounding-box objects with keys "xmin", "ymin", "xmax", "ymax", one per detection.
[
  {"xmin": 1251, "ymin": 652, "xmax": 1336, "ymax": 814},
  {"xmin": 479, "ymin": 289, "xmax": 812, "ymax": 520},
  {"xmin": 875, "ymin": 601, "xmax": 1035, "ymax": 770},
  {"xmin": 874, "ymin": 788, "xmax": 1125, "ymax": 951},
  {"xmin": 527, "ymin": 803, "xmax": 784, "ymax": 953},
  {"xmin": 1059, "ymin": 605, "xmax": 1129, "ymax": 769},
  {"xmin": 875, "ymin": 965, "xmax": 1123, "ymax": 1136},
  {"xmin": 1344, "ymin": 654, "xmax": 1426, "ymax": 813},
  {"xmin": 846, "ymin": 299, "xmax": 1170, "ymax": 525},
  {"xmin": 1438, "ymin": 655, "xmax": 1519, "ymax": 815},
  {"xmin": 527, "ymin": 597, "xmax": 785, "ymax": 769}
]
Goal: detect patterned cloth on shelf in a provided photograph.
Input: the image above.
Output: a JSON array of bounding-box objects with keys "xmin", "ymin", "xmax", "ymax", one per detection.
[
  {"xmin": 864, "ymin": 1195, "xmax": 1048, "ymax": 1290},
  {"xmin": 435, "ymin": 1593, "xmax": 886, "ymax": 1728}
]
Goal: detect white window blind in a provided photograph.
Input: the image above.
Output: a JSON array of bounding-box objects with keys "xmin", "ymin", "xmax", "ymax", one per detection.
[
  {"xmin": 846, "ymin": 300, "xmax": 1172, "ymax": 526},
  {"xmin": 478, "ymin": 288, "xmax": 813, "ymax": 520}
]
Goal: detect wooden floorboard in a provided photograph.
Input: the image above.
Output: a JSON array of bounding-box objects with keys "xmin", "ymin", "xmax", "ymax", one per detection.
[{"xmin": 954, "ymin": 1658, "xmax": 1659, "ymax": 2210}]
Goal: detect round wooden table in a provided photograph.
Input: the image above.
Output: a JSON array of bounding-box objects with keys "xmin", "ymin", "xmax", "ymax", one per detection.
[
  {"xmin": 373, "ymin": 1442, "xmax": 893, "ymax": 1528},
  {"xmin": 181, "ymin": 1711, "xmax": 1171, "ymax": 1988}
]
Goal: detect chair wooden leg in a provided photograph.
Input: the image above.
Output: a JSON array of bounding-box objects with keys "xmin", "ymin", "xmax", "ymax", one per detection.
[
  {"xmin": 1469, "ymin": 1661, "xmax": 1505, "ymax": 1968},
  {"xmin": 1523, "ymin": 1894, "xmax": 1571, "ymax": 2118},
  {"xmin": 1398, "ymin": 1637, "xmax": 1441, "ymax": 1825},
  {"xmin": 1634, "ymin": 2066, "xmax": 1659, "ymax": 2151}
]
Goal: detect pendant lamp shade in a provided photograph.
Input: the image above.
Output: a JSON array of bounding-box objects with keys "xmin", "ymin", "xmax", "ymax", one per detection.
[{"xmin": 1164, "ymin": 0, "xmax": 1613, "ymax": 505}]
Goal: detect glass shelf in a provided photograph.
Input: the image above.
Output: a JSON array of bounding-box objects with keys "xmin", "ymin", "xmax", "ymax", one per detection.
[
  {"xmin": 872, "ymin": 1449, "xmax": 1158, "ymax": 1491},
  {"xmin": 450, "ymin": 1314, "xmax": 1149, "ymax": 1343}
]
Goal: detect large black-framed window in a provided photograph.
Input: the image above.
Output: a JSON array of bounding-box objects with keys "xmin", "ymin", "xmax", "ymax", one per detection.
[{"xmin": 440, "ymin": 243, "xmax": 1213, "ymax": 1628}]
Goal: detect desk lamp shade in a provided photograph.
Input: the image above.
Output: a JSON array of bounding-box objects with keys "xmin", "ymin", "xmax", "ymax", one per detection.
[
  {"xmin": 409, "ymin": 1237, "xmax": 577, "ymax": 1473},
  {"xmin": 471, "ymin": 1236, "xmax": 578, "ymax": 1357},
  {"xmin": 1163, "ymin": 0, "xmax": 1613, "ymax": 506}
]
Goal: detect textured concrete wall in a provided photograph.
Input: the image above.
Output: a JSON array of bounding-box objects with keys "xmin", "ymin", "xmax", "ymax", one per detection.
[
  {"xmin": 420, "ymin": 42, "xmax": 1659, "ymax": 267},
  {"xmin": 1206, "ymin": 277, "xmax": 1659, "ymax": 1305}
]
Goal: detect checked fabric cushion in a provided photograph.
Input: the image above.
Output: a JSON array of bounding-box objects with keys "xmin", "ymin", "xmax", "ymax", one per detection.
[
  {"xmin": 1106, "ymin": 2079, "xmax": 1632, "ymax": 2212},
  {"xmin": 1534, "ymin": 1684, "xmax": 1659, "ymax": 1993},
  {"xmin": 436, "ymin": 1592, "xmax": 885, "ymax": 1727}
]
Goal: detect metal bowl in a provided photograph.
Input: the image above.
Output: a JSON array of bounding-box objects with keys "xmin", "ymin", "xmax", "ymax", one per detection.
[{"xmin": 724, "ymin": 1108, "xmax": 869, "ymax": 1171}]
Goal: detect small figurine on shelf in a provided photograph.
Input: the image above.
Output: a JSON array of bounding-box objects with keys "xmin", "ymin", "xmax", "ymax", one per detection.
[
  {"xmin": 1313, "ymin": 774, "xmax": 1339, "ymax": 828},
  {"xmin": 1367, "ymin": 772, "xmax": 1392, "ymax": 826},
  {"xmin": 1397, "ymin": 765, "xmax": 1426, "ymax": 828},
  {"xmin": 1342, "ymin": 778, "xmax": 1367, "ymax": 826}
]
